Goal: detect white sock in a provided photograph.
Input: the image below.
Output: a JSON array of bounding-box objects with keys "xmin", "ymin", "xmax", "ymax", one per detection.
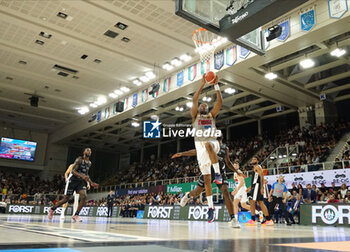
[
  {"xmin": 207, "ymin": 195, "xmax": 214, "ymax": 208},
  {"xmin": 213, "ymin": 163, "xmax": 220, "ymax": 174},
  {"xmin": 255, "ymin": 210, "xmax": 259, "ymax": 215},
  {"xmin": 235, "ymin": 214, "xmax": 238, "ymax": 219},
  {"xmin": 61, "ymin": 208, "xmax": 66, "ymax": 217}
]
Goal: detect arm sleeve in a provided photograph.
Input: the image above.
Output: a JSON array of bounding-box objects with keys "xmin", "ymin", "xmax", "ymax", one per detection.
[
  {"xmin": 271, "ymin": 183, "xmax": 276, "ymax": 190},
  {"xmin": 283, "ymin": 185, "xmax": 287, "ymax": 192}
]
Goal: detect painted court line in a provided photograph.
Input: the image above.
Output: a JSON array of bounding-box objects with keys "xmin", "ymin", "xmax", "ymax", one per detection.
[
  {"xmin": 276, "ymin": 241, "xmax": 350, "ymax": 252},
  {"xmin": 0, "ymin": 222, "xmax": 160, "ymax": 242}
]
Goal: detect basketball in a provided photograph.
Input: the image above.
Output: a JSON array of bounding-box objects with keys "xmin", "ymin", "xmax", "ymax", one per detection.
[{"xmin": 205, "ymin": 71, "xmax": 216, "ymax": 84}]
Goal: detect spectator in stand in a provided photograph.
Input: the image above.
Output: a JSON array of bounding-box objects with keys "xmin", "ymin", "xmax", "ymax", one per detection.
[
  {"xmin": 297, "ymin": 184, "xmax": 303, "ymax": 195},
  {"xmin": 288, "ymin": 194, "xmax": 303, "ymax": 224},
  {"xmin": 330, "ymin": 182, "xmax": 340, "ymax": 194},
  {"xmin": 290, "ymin": 183, "xmax": 298, "ymax": 195},
  {"xmin": 328, "ymin": 193, "xmax": 340, "ymax": 203},
  {"xmin": 312, "ymin": 185, "xmax": 320, "ymax": 201},
  {"xmin": 302, "ymin": 184, "xmax": 317, "ymax": 203},
  {"xmin": 339, "ymin": 184, "xmax": 348, "ymax": 200},
  {"xmin": 344, "ymin": 191, "xmax": 350, "ymax": 203}
]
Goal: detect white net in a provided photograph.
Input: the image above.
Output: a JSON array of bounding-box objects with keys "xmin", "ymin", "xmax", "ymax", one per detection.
[{"xmin": 192, "ymin": 28, "xmax": 227, "ymax": 62}]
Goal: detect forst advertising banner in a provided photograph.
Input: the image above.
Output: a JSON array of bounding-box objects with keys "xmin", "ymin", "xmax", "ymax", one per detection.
[
  {"xmin": 265, "ymin": 169, "xmax": 350, "ymax": 188},
  {"xmin": 300, "ymin": 204, "xmax": 350, "ymax": 226},
  {"xmin": 6, "ymin": 205, "xmax": 120, "ymax": 217},
  {"xmin": 143, "ymin": 205, "xmax": 234, "ymax": 222}
]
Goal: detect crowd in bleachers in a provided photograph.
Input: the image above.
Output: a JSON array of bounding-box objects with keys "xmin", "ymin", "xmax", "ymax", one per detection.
[
  {"xmin": 108, "ymin": 135, "xmax": 263, "ymax": 185},
  {"xmin": 0, "ymin": 170, "xmax": 65, "ymax": 204},
  {"xmin": 107, "ymin": 122, "xmax": 348, "ymax": 185},
  {"xmin": 269, "ymin": 123, "xmax": 348, "ymax": 173}
]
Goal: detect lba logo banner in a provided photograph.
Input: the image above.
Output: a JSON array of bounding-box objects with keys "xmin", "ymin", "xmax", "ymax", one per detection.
[{"xmin": 143, "ymin": 120, "xmax": 161, "ymax": 138}]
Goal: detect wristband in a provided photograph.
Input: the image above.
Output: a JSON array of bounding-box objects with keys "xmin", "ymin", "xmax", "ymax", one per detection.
[{"xmin": 214, "ymin": 84, "xmax": 220, "ymax": 91}]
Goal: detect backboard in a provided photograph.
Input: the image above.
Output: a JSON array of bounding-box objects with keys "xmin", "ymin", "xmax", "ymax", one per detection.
[{"xmin": 176, "ymin": 0, "xmax": 309, "ymax": 55}]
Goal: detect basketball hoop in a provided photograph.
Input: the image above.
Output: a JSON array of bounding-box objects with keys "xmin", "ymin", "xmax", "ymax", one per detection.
[{"xmin": 192, "ymin": 28, "xmax": 227, "ymax": 62}]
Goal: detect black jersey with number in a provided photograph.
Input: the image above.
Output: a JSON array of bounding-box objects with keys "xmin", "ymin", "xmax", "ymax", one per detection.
[
  {"xmin": 251, "ymin": 166, "xmax": 261, "ymax": 186},
  {"xmin": 217, "ymin": 143, "xmax": 226, "ymax": 172},
  {"xmin": 71, "ymin": 157, "xmax": 91, "ymax": 181}
]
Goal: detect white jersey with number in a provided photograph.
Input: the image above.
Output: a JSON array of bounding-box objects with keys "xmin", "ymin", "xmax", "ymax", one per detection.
[
  {"xmin": 234, "ymin": 172, "xmax": 248, "ymax": 203},
  {"xmin": 193, "ymin": 113, "xmax": 219, "ymax": 175}
]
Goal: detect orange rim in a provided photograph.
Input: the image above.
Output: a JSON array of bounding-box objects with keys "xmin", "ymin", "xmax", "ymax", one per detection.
[{"xmin": 192, "ymin": 28, "xmax": 222, "ymax": 44}]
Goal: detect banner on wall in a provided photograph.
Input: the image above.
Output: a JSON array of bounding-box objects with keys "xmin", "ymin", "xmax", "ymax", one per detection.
[
  {"xmin": 188, "ymin": 64, "xmax": 197, "ymax": 81},
  {"xmin": 328, "ymin": 0, "xmax": 348, "ymax": 19},
  {"xmin": 201, "ymin": 59, "xmax": 210, "ymax": 75},
  {"xmin": 115, "ymin": 185, "xmax": 166, "ymax": 197},
  {"xmin": 277, "ymin": 19, "xmax": 290, "ymax": 42},
  {"xmin": 239, "ymin": 46, "xmax": 250, "ymax": 59},
  {"xmin": 124, "ymin": 97, "xmax": 128, "ymax": 110},
  {"xmin": 300, "ymin": 204, "xmax": 350, "ymax": 226},
  {"xmin": 132, "ymin": 93, "xmax": 138, "ymax": 107},
  {"xmin": 166, "ymin": 178, "xmax": 251, "ymax": 194},
  {"xmin": 214, "ymin": 50, "xmax": 224, "ymax": 70},
  {"xmin": 141, "ymin": 88, "xmax": 148, "ymax": 102},
  {"xmin": 226, "ymin": 46, "xmax": 237, "ymax": 66},
  {"xmin": 163, "ymin": 77, "xmax": 171, "ymax": 93},
  {"xmin": 104, "ymin": 107, "xmax": 110, "ymax": 119},
  {"xmin": 265, "ymin": 169, "xmax": 350, "ymax": 188},
  {"xmin": 177, "ymin": 71, "xmax": 184, "ymax": 87},
  {"xmin": 301, "ymin": 6, "xmax": 316, "ymax": 32}
]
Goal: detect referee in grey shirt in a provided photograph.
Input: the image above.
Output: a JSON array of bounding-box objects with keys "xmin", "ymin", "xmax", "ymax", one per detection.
[{"xmin": 268, "ymin": 175, "xmax": 292, "ymax": 225}]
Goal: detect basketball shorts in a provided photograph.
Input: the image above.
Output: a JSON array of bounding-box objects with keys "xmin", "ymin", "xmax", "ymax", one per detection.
[
  {"xmin": 234, "ymin": 186, "xmax": 248, "ymax": 203},
  {"xmin": 194, "ymin": 139, "xmax": 220, "ymax": 175},
  {"xmin": 248, "ymin": 183, "xmax": 264, "ymax": 202},
  {"xmin": 197, "ymin": 168, "xmax": 228, "ymax": 188},
  {"xmin": 64, "ymin": 179, "xmax": 86, "ymax": 196}
]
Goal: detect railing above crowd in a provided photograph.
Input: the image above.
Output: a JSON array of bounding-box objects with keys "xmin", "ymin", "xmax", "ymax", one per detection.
[{"xmin": 91, "ymin": 160, "xmax": 349, "ymax": 193}]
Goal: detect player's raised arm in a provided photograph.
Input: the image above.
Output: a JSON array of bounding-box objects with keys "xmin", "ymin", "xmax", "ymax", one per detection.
[
  {"xmin": 171, "ymin": 149, "xmax": 197, "ymax": 159},
  {"xmin": 191, "ymin": 74, "xmax": 206, "ymax": 119},
  {"xmin": 209, "ymin": 76, "xmax": 222, "ymax": 118}
]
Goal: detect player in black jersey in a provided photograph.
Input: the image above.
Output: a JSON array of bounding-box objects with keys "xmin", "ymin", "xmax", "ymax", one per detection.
[
  {"xmin": 48, "ymin": 148, "xmax": 99, "ymax": 222},
  {"xmin": 245, "ymin": 156, "xmax": 272, "ymax": 226},
  {"xmin": 172, "ymin": 136, "xmax": 237, "ymax": 225}
]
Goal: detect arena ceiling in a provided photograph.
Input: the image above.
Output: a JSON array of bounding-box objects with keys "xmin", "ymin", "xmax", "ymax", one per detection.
[{"xmin": 0, "ymin": 0, "xmax": 350, "ymax": 152}]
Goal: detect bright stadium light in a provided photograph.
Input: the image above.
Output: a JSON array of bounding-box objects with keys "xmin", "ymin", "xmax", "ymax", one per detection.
[
  {"xmin": 224, "ymin": 88, "xmax": 236, "ymax": 94},
  {"xmin": 186, "ymin": 102, "xmax": 193, "ymax": 108},
  {"xmin": 131, "ymin": 121, "xmax": 140, "ymax": 127},
  {"xmin": 265, "ymin": 72, "xmax": 277, "ymax": 80},
  {"xmin": 140, "ymin": 76, "xmax": 150, "ymax": 82},
  {"xmin": 133, "ymin": 79, "xmax": 142, "ymax": 86},
  {"xmin": 145, "ymin": 71, "xmax": 156, "ymax": 79},
  {"xmin": 114, "ymin": 89, "xmax": 123, "ymax": 95},
  {"xmin": 109, "ymin": 93, "xmax": 118, "ymax": 98},
  {"xmin": 120, "ymin": 86, "xmax": 130, "ymax": 92},
  {"xmin": 330, "ymin": 48, "xmax": 346, "ymax": 57},
  {"xmin": 162, "ymin": 62, "xmax": 174, "ymax": 71},
  {"xmin": 171, "ymin": 57, "xmax": 182, "ymax": 66},
  {"xmin": 300, "ymin": 58, "xmax": 315, "ymax": 69},
  {"xmin": 78, "ymin": 106, "xmax": 89, "ymax": 115},
  {"xmin": 180, "ymin": 54, "xmax": 192, "ymax": 62}
]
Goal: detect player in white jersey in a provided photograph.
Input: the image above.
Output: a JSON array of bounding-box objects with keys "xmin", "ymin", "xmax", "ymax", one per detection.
[
  {"xmin": 225, "ymin": 153, "xmax": 253, "ymax": 228},
  {"xmin": 191, "ymin": 74, "xmax": 222, "ymax": 223}
]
